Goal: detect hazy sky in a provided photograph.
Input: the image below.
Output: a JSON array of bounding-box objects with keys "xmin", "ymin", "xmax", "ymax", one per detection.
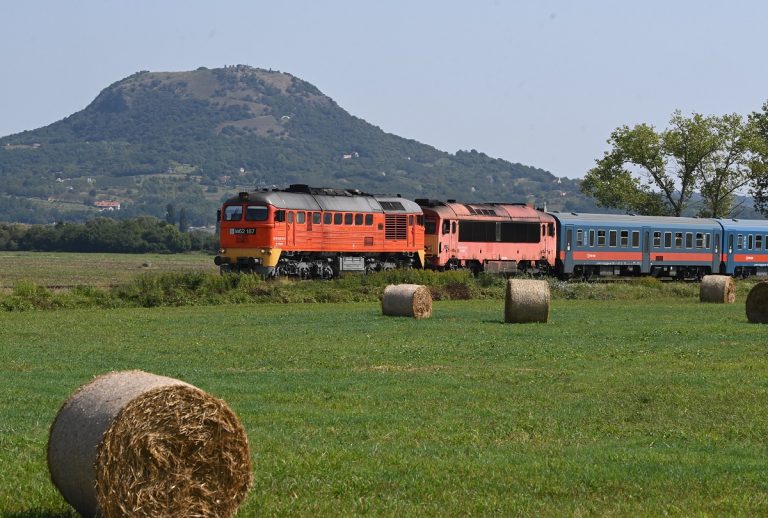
[{"xmin": 3, "ymin": 1, "xmax": 767, "ymax": 179}]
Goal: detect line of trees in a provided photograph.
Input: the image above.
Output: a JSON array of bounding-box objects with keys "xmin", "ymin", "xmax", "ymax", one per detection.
[
  {"xmin": 581, "ymin": 102, "xmax": 768, "ymax": 218},
  {"xmin": 0, "ymin": 217, "xmax": 216, "ymax": 253}
]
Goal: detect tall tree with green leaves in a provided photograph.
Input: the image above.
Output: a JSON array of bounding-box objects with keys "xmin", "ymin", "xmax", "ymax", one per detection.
[
  {"xmin": 582, "ymin": 111, "xmax": 720, "ymax": 216},
  {"xmin": 748, "ymin": 102, "xmax": 768, "ymax": 217},
  {"xmin": 696, "ymin": 114, "xmax": 763, "ymax": 217}
]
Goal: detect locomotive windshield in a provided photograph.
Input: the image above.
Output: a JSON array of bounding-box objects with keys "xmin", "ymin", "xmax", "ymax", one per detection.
[
  {"xmin": 246, "ymin": 205, "xmax": 268, "ymax": 221},
  {"xmin": 424, "ymin": 218, "xmax": 437, "ymax": 235},
  {"xmin": 223, "ymin": 205, "xmax": 243, "ymax": 221}
]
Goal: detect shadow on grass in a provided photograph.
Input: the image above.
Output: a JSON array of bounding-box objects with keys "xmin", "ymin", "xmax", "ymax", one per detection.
[{"xmin": 4, "ymin": 510, "xmax": 76, "ymax": 518}]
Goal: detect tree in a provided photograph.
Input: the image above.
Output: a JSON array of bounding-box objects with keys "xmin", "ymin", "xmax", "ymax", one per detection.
[
  {"xmin": 581, "ymin": 111, "xmax": 768, "ymax": 217},
  {"xmin": 748, "ymin": 102, "xmax": 768, "ymax": 217},
  {"xmin": 178, "ymin": 207, "xmax": 189, "ymax": 233},
  {"xmin": 696, "ymin": 114, "xmax": 763, "ymax": 217},
  {"xmin": 165, "ymin": 203, "xmax": 176, "ymax": 225}
]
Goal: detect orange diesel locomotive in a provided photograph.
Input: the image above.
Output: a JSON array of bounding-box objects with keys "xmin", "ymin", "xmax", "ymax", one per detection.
[
  {"xmin": 416, "ymin": 199, "xmax": 557, "ymax": 275},
  {"xmin": 215, "ymin": 184, "xmax": 425, "ymax": 278}
]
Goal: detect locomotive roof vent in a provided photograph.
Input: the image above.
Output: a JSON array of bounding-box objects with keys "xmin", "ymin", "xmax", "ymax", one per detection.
[
  {"xmin": 447, "ymin": 199, "xmax": 456, "ymax": 203},
  {"xmin": 238, "ymin": 192, "xmax": 249, "ymax": 201}
]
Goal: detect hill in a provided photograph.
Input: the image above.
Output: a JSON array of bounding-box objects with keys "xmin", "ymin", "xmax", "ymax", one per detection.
[{"xmin": 0, "ymin": 65, "xmax": 597, "ymax": 225}]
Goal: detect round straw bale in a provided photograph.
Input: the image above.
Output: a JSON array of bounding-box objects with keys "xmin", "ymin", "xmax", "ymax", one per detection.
[
  {"xmin": 700, "ymin": 275, "xmax": 736, "ymax": 303},
  {"xmin": 48, "ymin": 370, "xmax": 252, "ymax": 518},
  {"xmin": 381, "ymin": 283, "xmax": 432, "ymax": 319},
  {"xmin": 504, "ymin": 279, "xmax": 550, "ymax": 323},
  {"xmin": 746, "ymin": 281, "xmax": 768, "ymax": 323}
]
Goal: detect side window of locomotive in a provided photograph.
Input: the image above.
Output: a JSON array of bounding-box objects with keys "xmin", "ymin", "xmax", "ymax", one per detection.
[
  {"xmin": 575, "ymin": 229, "xmax": 583, "ymax": 247},
  {"xmin": 297, "ymin": 212, "xmax": 305, "ymax": 224},
  {"xmin": 334, "ymin": 213, "xmax": 342, "ymax": 225},
  {"xmin": 274, "ymin": 210, "xmax": 285, "ymax": 222},
  {"xmin": 408, "ymin": 215, "xmax": 414, "ymax": 226},
  {"xmin": 287, "ymin": 212, "xmax": 294, "ymax": 223},
  {"xmin": 344, "ymin": 213, "xmax": 353, "ymax": 225},
  {"xmin": 365, "ymin": 214, "xmax": 373, "ymax": 225},
  {"xmin": 632, "ymin": 231, "xmax": 640, "ymax": 248},
  {"xmin": 653, "ymin": 231, "xmax": 661, "ymax": 248},
  {"xmin": 425, "ymin": 218, "xmax": 437, "ymax": 234},
  {"xmin": 685, "ymin": 233, "xmax": 693, "ymax": 249},
  {"xmin": 548, "ymin": 223, "xmax": 555, "ymax": 237},
  {"xmin": 355, "ymin": 214, "xmax": 364, "ymax": 225},
  {"xmin": 442, "ymin": 221, "xmax": 451, "ymax": 235},
  {"xmin": 246, "ymin": 206, "xmax": 268, "ymax": 221},
  {"xmin": 451, "ymin": 221, "xmax": 457, "ymax": 234},
  {"xmin": 313, "ymin": 212, "xmax": 321, "ymax": 225},
  {"xmin": 323, "ymin": 213, "xmax": 332, "ymax": 225},
  {"xmin": 224, "ymin": 205, "xmax": 243, "ymax": 221},
  {"xmin": 664, "ymin": 232, "xmax": 672, "ymax": 248},
  {"xmin": 417, "ymin": 215, "xmax": 424, "ymax": 226}
]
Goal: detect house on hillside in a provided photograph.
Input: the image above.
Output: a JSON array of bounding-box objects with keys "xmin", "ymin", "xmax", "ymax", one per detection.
[{"xmin": 94, "ymin": 201, "xmax": 121, "ymax": 211}]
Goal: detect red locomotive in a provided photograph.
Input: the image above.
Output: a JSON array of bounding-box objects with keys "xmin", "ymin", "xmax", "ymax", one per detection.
[
  {"xmin": 416, "ymin": 199, "xmax": 557, "ymax": 275},
  {"xmin": 214, "ymin": 184, "xmax": 425, "ymax": 278}
]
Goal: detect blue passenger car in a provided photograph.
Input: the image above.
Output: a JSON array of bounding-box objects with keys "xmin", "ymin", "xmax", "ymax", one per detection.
[
  {"xmin": 551, "ymin": 213, "xmax": 721, "ymax": 279},
  {"xmin": 717, "ymin": 218, "xmax": 768, "ymax": 277}
]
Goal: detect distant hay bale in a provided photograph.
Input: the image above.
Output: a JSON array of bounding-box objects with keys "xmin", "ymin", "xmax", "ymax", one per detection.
[
  {"xmin": 746, "ymin": 281, "xmax": 768, "ymax": 324},
  {"xmin": 700, "ymin": 275, "xmax": 736, "ymax": 303},
  {"xmin": 47, "ymin": 370, "xmax": 252, "ymax": 518},
  {"xmin": 504, "ymin": 279, "xmax": 550, "ymax": 323},
  {"xmin": 382, "ymin": 284, "xmax": 432, "ymax": 319}
]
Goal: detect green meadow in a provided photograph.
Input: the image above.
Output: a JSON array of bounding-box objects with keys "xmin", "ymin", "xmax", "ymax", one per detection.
[{"xmin": 1, "ymin": 297, "xmax": 766, "ymax": 516}]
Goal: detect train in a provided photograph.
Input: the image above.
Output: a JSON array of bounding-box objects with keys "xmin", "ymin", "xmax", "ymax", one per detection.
[{"xmin": 214, "ymin": 184, "xmax": 768, "ymax": 280}]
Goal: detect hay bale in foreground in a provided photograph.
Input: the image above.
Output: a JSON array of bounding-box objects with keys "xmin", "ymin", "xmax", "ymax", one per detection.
[
  {"xmin": 382, "ymin": 284, "xmax": 432, "ymax": 319},
  {"xmin": 504, "ymin": 279, "xmax": 550, "ymax": 323},
  {"xmin": 746, "ymin": 281, "xmax": 768, "ymax": 323},
  {"xmin": 700, "ymin": 275, "xmax": 736, "ymax": 303},
  {"xmin": 48, "ymin": 370, "xmax": 252, "ymax": 518}
]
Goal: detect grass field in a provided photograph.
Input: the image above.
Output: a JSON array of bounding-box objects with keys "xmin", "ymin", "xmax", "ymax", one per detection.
[
  {"xmin": 0, "ymin": 251, "xmax": 216, "ymax": 289},
  {"xmin": 1, "ymin": 298, "xmax": 767, "ymax": 516}
]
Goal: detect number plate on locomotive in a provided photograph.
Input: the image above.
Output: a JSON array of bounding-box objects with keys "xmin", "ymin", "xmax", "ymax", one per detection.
[{"xmin": 229, "ymin": 228, "xmax": 256, "ymax": 235}]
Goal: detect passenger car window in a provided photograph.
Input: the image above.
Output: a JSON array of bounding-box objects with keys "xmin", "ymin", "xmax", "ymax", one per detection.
[
  {"xmin": 653, "ymin": 232, "xmax": 661, "ymax": 247},
  {"xmin": 597, "ymin": 230, "xmax": 606, "ymax": 246},
  {"xmin": 632, "ymin": 231, "xmax": 640, "ymax": 247},
  {"xmin": 664, "ymin": 232, "xmax": 672, "ymax": 248},
  {"xmin": 685, "ymin": 233, "xmax": 693, "ymax": 248},
  {"xmin": 609, "ymin": 230, "xmax": 617, "ymax": 247},
  {"xmin": 620, "ymin": 230, "xmax": 628, "ymax": 247},
  {"xmin": 576, "ymin": 229, "xmax": 583, "ymax": 247}
]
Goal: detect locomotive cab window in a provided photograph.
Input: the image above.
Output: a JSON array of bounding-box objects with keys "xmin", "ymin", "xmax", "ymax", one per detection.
[
  {"xmin": 287, "ymin": 212, "xmax": 294, "ymax": 223},
  {"xmin": 425, "ymin": 218, "xmax": 437, "ymax": 234},
  {"xmin": 365, "ymin": 214, "xmax": 374, "ymax": 225},
  {"xmin": 224, "ymin": 205, "xmax": 243, "ymax": 221},
  {"xmin": 297, "ymin": 212, "xmax": 305, "ymax": 224},
  {"xmin": 274, "ymin": 210, "xmax": 285, "ymax": 222},
  {"xmin": 355, "ymin": 214, "xmax": 364, "ymax": 225},
  {"xmin": 442, "ymin": 221, "xmax": 451, "ymax": 235},
  {"xmin": 246, "ymin": 206, "xmax": 268, "ymax": 221}
]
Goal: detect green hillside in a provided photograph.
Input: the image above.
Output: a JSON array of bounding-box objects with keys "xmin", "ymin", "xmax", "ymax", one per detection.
[{"xmin": 0, "ymin": 65, "xmax": 595, "ymax": 224}]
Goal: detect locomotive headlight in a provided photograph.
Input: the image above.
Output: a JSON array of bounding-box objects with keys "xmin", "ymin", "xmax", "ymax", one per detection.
[{"xmin": 219, "ymin": 248, "xmax": 226, "ymax": 254}]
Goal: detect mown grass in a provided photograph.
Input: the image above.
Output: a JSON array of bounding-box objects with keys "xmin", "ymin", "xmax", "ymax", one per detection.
[
  {"xmin": 1, "ymin": 299, "xmax": 766, "ymax": 516},
  {"xmin": 0, "ymin": 251, "xmax": 215, "ymax": 289}
]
